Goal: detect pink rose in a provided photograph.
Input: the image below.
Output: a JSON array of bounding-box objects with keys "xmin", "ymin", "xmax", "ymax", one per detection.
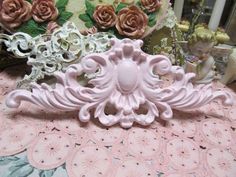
[
  {"xmin": 141, "ymin": 0, "xmax": 161, "ymax": 13},
  {"xmin": 46, "ymin": 21, "xmax": 60, "ymax": 34},
  {"xmin": 32, "ymin": 0, "xmax": 58, "ymax": 23},
  {"xmin": 0, "ymin": 0, "xmax": 32, "ymax": 29},
  {"xmin": 93, "ymin": 5, "xmax": 117, "ymax": 29},
  {"xmin": 116, "ymin": 6, "xmax": 148, "ymax": 38}
]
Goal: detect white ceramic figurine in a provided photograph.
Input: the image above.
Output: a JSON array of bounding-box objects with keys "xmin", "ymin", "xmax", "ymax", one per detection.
[
  {"xmin": 221, "ymin": 48, "xmax": 236, "ymax": 84},
  {"xmin": 185, "ymin": 28, "xmax": 216, "ymax": 84}
]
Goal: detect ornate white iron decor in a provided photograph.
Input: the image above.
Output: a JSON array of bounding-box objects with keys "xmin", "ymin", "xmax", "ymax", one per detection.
[
  {"xmin": 0, "ymin": 22, "xmax": 114, "ymax": 88},
  {"xmin": 6, "ymin": 38, "xmax": 233, "ymax": 128}
]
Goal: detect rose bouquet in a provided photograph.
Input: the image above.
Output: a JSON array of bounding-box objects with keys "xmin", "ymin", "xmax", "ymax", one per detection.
[
  {"xmin": 79, "ymin": 0, "xmax": 163, "ymax": 39},
  {"xmin": 0, "ymin": 0, "xmax": 72, "ymax": 36}
]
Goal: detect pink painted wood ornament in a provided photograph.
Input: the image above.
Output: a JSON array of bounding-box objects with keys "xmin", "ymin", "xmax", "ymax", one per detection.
[{"xmin": 5, "ymin": 38, "xmax": 233, "ymax": 128}]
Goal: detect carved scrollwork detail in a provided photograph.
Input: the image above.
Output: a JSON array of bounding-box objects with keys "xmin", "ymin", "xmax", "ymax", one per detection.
[
  {"xmin": 6, "ymin": 38, "xmax": 233, "ymax": 128},
  {"xmin": 0, "ymin": 32, "xmax": 34, "ymax": 57},
  {"xmin": 0, "ymin": 22, "xmax": 114, "ymax": 88}
]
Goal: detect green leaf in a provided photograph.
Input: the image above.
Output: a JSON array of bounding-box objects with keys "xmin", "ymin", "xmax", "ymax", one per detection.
[
  {"xmin": 148, "ymin": 12, "xmax": 156, "ymax": 21},
  {"xmin": 61, "ymin": 164, "xmax": 66, "ymax": 170},
  {"xmin": 85, "ymin": 0, "xmax": 95, "ymax": 18},
  {"xmin": 79, "ymin": 13, "xmax": 94, "ymax": 27},
  {"xmin": 0, "ymin": 156, "xmax": 19, "ymax": 161},
  {"xmin": 56, "ymin": 0, "xmax": 68, "ymax": 10},
  {"xmin": 25, "ymin": 0, "xmax": 32, "ymax": 3},
  {"xmin": 113, "ymin": 29, "xmax": 124, "ymax": 39},
  {"xmin": 107, "ymin": 29, "xmax": 115, "ymax": 34},
  {"xmin": 148, "ymin": 12, "xmax": 157, "ymax": 27},
  {"xmin": 58, "ymin": 8, "xmax": 64, "ymax": 14},
  {"xmin": 85, "ymin": 21, "xmax": 94, "ymax": 28},
  {"xmin": 39, "ymin": 169, "xmax": 55, "ymax": 177},
  {"xmin": 0, "ymin": 159, "xmax": 12, "ymax": 166},
  {"xmin": 0, "ymin": 156, "xmax": 19, "ymax": 165},
  {"xmin": 136, "ymin": 1, "xmax": 142, "ymax": 7},
  {"xmin": 9, "ymin": 160, "xmax": 28, "ymax": 172},
  {"xmin": 7, "ymin": 164, "xmax": 34, "ymax": 177},
  {"xmin": 17, "ymin": 20, "xmax": 45, "ymax": 37},
  {"xmin": 148, "ymin": 19, "xmax": 157, "ymax": 27},
  {"xmin": 79, "ymin": 13, "xmax": 91, "ymax": 22},
  {"xmin": 57, "ymin": 11, "xmax": 73, "ymax": 25},
  {"xmin": 116, "ymin": 3, "xmax": 128, "ymax": 13}
]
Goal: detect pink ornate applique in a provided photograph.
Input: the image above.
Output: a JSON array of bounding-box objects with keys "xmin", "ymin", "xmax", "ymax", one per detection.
[
  {"xmin": 1, "ymin": 40, "xmax": 236, "ymax": 175},
  {"xmin": 0, "ymin": 67, "xmax": 236, "ymax": 176},
  {"xmin": 5, "ymin": 38, "xmax": 233, "ymax": 128}
]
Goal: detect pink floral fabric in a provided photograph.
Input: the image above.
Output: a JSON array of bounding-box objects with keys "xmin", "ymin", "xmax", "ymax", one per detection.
[{"xmin": 0, "ymin": 66, "xmax": 236, "ymax": 177}]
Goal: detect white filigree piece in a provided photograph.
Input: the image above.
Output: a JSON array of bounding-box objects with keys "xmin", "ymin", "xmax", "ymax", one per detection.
[
  {"xmin": 0, "ymin": 22, "xmax": 115, "ymax": 88},
  {"xmin": 156, "ymin": 8, "xmax": 177, "ymax": 30},
  {"xmin": 5, "ymin": 38, "xmax": 233, "ymax": 128}
]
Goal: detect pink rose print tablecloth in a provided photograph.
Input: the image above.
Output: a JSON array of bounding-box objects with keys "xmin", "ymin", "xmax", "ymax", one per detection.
[{"xmin": 0, "ymin": 66, "xmax": 236, "ymax": 177}]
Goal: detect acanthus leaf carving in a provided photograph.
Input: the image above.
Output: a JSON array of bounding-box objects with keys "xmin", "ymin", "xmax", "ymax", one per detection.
[{"xmin": 6, "ymin": 38, "xmax": 233, "ymax": 128}]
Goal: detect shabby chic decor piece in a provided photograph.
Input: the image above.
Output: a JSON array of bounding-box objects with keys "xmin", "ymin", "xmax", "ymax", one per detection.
[
  {"xmin": 78, "ymin": 0, "xmax": 169, "ymax": 39},
  {"xmin": 0, "ymin": 22, "xmax": 114, "ymax": 88},
  {"xmin": 6, "ymin": 38, "xmax": 233, "ymax": 128},
  {"xmin": 0, "ymin": 0, "xmax": 73, "ymax": 36},
  {"xmin": 221, "ymin": 48, "xmax": 236, "ymax": 84},
  {"xmin": 184, "ymin": 28, "xmax": 217, "ymax": 84}
]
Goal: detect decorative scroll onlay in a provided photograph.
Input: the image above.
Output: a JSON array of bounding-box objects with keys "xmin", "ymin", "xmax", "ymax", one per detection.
[
  {"xmin": 0, "ymin": 22, "xmax": 114, "ymax": 88},
  {"xmin": 6, "ymin": 38, "xmax": 233, "ymax": 128}
]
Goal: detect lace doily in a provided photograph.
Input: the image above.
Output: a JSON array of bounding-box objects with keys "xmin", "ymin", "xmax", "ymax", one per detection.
[{"xmin": 0, "ymin": 66, "xmax": 236, "ymax": 177}]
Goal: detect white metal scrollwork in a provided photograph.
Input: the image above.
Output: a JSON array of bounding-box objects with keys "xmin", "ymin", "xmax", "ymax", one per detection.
[{"xmin": 0, "ymin": 22, "xmax": 114, "ymax": 88}]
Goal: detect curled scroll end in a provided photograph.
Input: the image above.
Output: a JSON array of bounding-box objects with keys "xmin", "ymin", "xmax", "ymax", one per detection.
[
  {"xmin": 221, "ymin": 91, "xmax": 234, "ymax": 106},
  {"xmin": 5, "ymin": 91, "xmax": 22, "ymax": 108},
  {"xmin": 160, "ymin": 109, "xmax": 173, "ymax": 120}
]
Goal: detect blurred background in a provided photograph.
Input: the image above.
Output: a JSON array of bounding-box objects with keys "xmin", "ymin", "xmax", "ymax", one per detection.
[{"xmin": 171, "ymin": 0, "xmax": 236, "ymax": 45}]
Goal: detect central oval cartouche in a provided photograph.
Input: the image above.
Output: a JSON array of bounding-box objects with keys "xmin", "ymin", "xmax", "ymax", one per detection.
[{"xmin": 117, "ymin": 60, "xmax": 138, "ymax": 93}]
